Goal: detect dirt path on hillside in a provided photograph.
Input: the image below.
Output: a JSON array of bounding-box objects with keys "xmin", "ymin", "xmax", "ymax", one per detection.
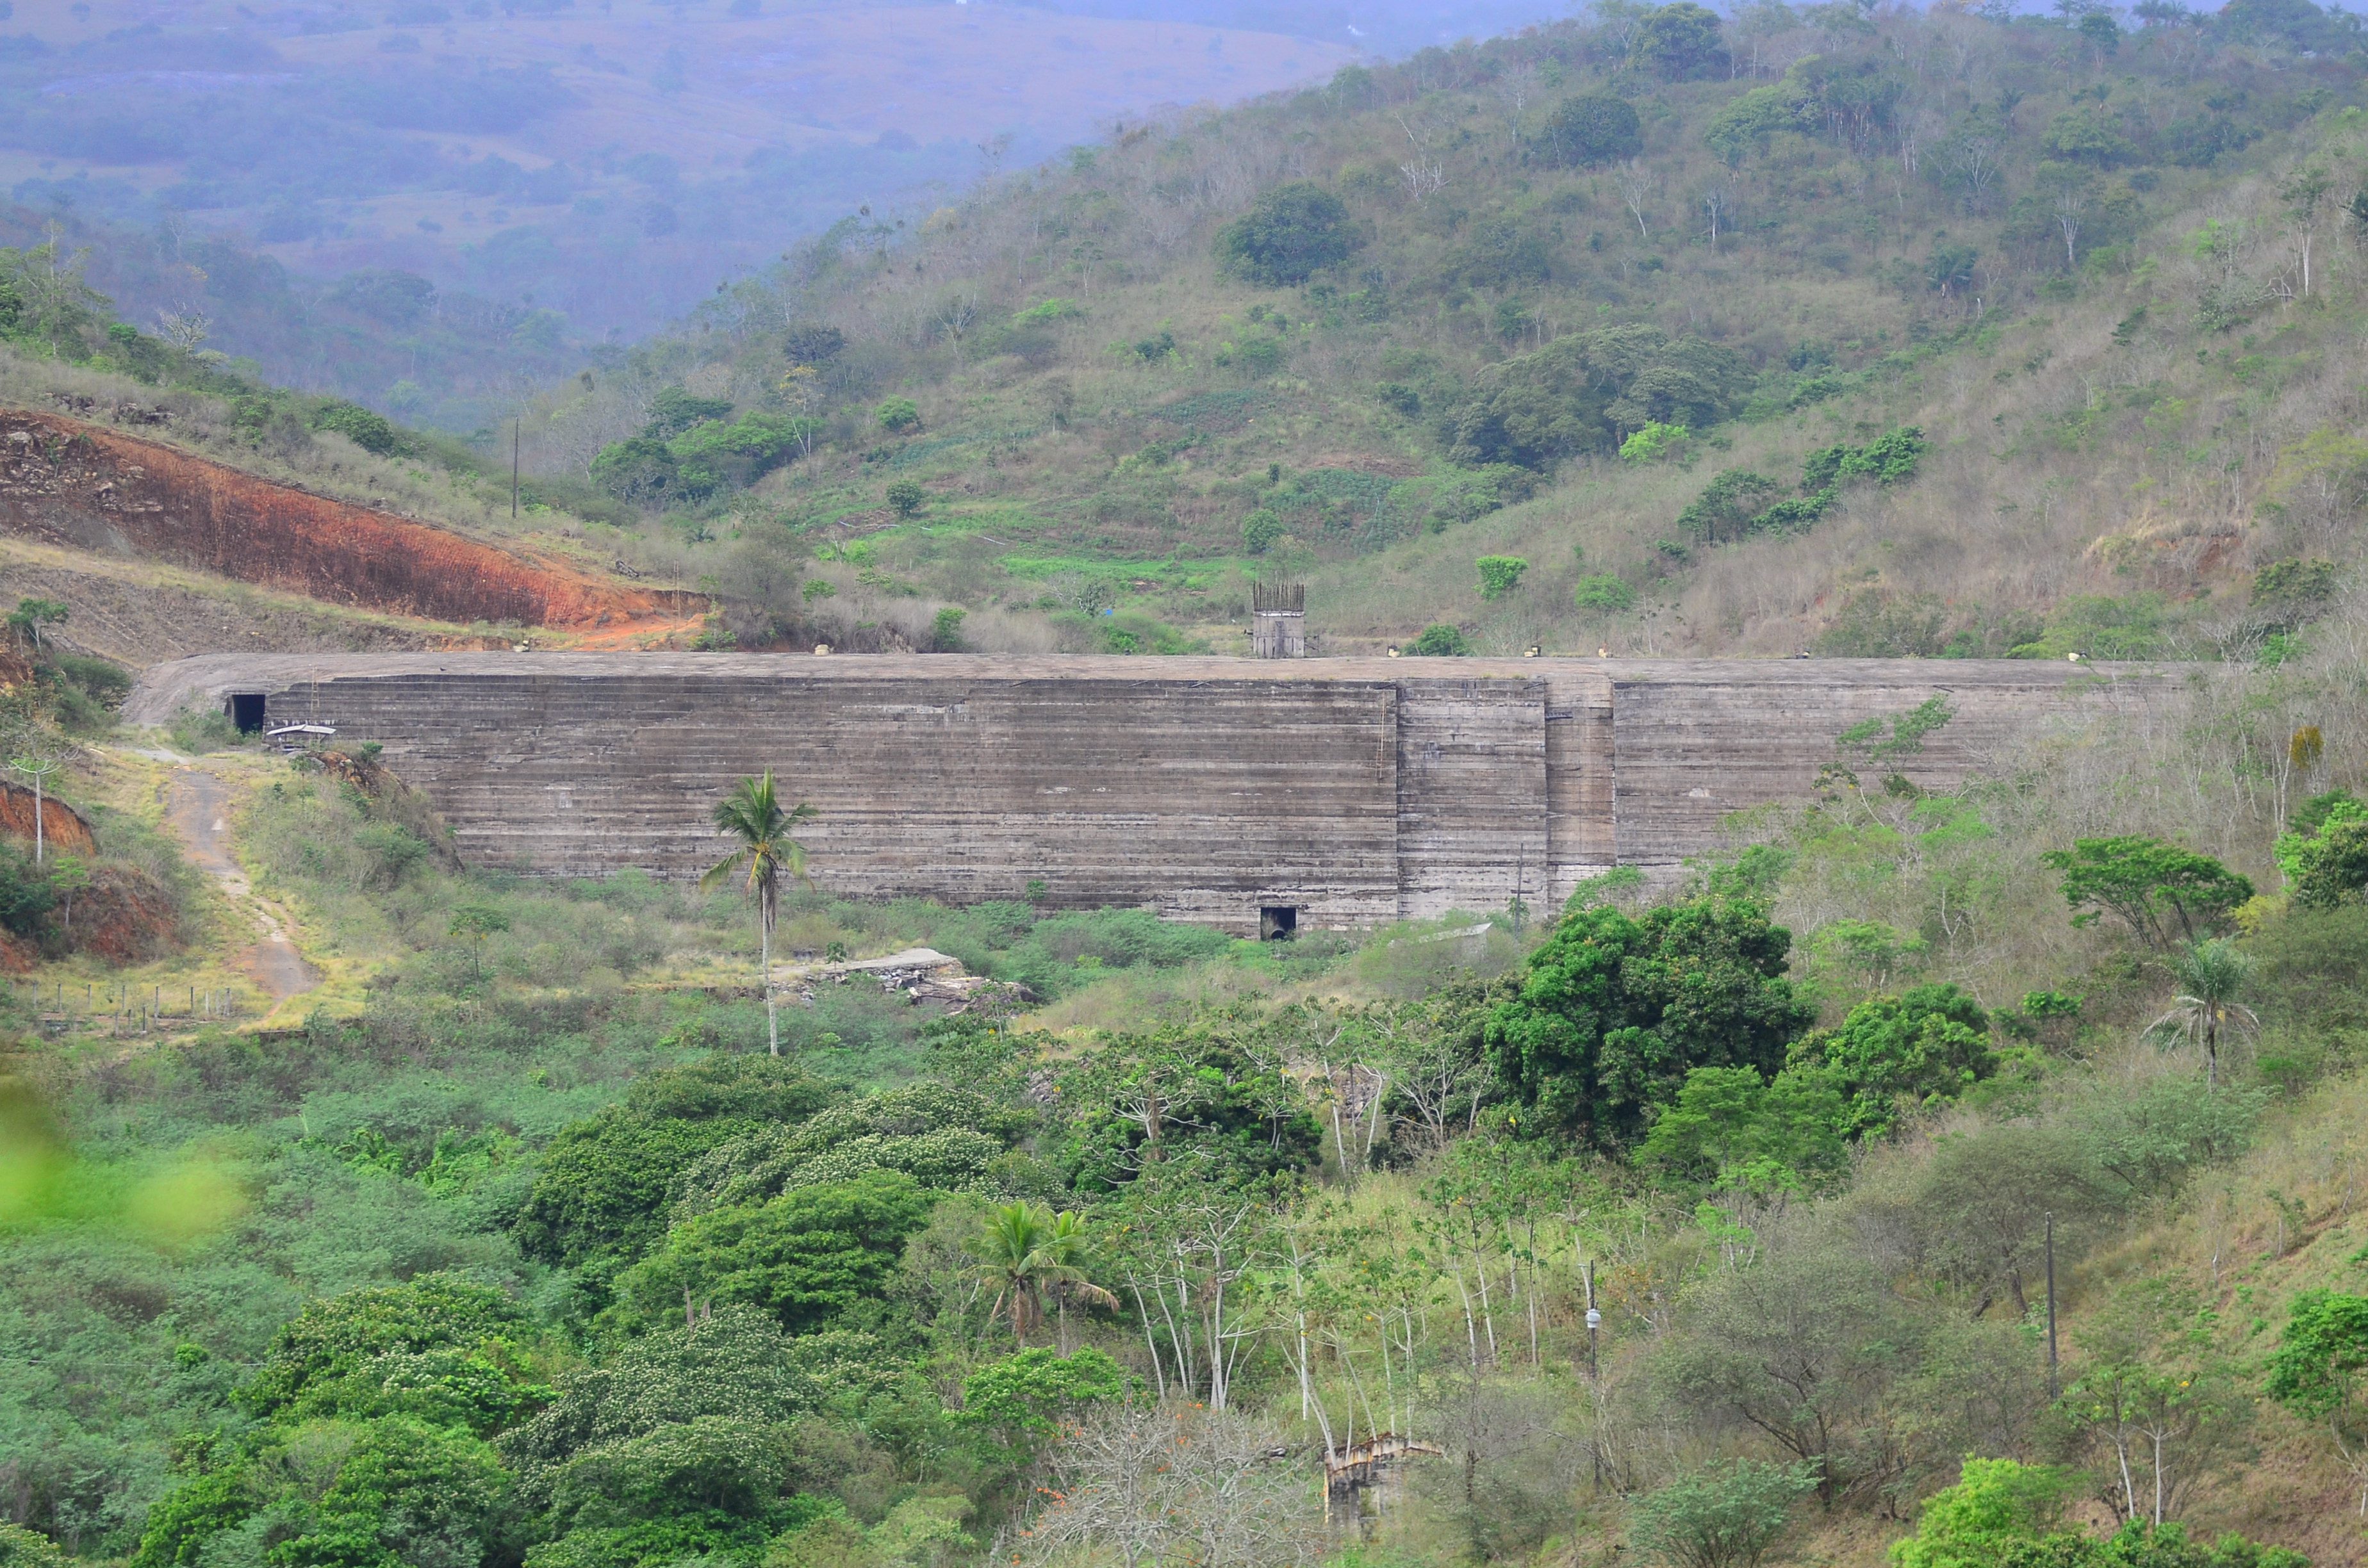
[{"xmin": 162, "ymin": 765, "xmax": 320, "ymax": 1004}]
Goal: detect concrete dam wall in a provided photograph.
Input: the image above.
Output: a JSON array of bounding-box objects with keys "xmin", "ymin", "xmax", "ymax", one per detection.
[{"xmin": 128, "ymin": 653, "xmax": 2168, "ymax": 935}]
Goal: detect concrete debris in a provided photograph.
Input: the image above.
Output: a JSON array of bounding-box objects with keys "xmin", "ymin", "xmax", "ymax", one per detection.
[
  {"xmin": 48, "ymin": 393, "xmax": 172, "ymax": 425},
  {"xmin": 783, "ymin": 946, "xmax": 1035, "ymax": 1016}
]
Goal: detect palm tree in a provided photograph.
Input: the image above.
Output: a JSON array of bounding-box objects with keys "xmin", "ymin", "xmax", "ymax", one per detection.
[
  {"xmin": 2148, "ymin": 936, "xmax": 2258, "ymax": 1090},
  {"xmin": 978, "ymin": 1202, "xmax": 1052, "ymax": 1348},
  {"xmin": 700, "ymin": 771, "xmax": 816, "ymax": 1057},
  {"xmin": 978, "ymin": 1202, "xmax": 1117, "ymax": 1351},
  {"xmin": 1037, "ymin": 1208, "xmax": 1117, "ymax": 1354}
]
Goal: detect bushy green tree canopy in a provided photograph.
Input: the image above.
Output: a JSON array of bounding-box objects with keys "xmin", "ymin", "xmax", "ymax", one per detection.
[
  {"xmin": 1058, "ymin": 1029, "xmax": 1322, "ymax": 1189},
  {"xmin": 500, "ymin": 1305, "xmax": 889, "ymax": 1548},
  {"xmin": 1451, "ymin": 325, "xmax": 1752, "ymax": 469},
  {"xmin": 1635, "ymin": 1064, "xmax": 1847, "ymax": 1189},
  {"xmin": 239, "ymin": 1273, "xmax": 530, "ymax": 1423},
  {"xmin": 1790, "ymin": 983, "xmax": 1994, "ymax": 1138},
  {"xmin": 958, "ymin": 1346, "xmax": 1128, "ymax": 1450},
  {"xmin": 1539, "ymin": 93, "xmax": 1643, "ymax": 166},
  {"xmin": 1488, "ymin": 897, "xmax": 1814, "ymax": 1148},
  {"xmin": 1633, "ymin": 2, "xmax": 1725, "ymax": 78},
  {"xmin": 2266, "ymin": 1289, "xmax": 2368, "ymax": 1512},
  {"xmin": 514, "ymin": 1058, "xmax": 837, "ymax": 1273},
  {"xmin": 615, "ymin": 1170, "xmax": 934, "ymax": 1334},
  {"xmin": 1407, "ymin": 623, "xmax": 1473, "ymax": 655},
  {"xmin": 134, "ymin": 1420, "xmax": 512, "ymax": 1568},
  {"xmin": 671, "ymin": 1081, "xmax": 1026, "ymax": 1218},
  {"xmin": 2040, "ymin": 837, "xmax": 2255, "ymax": 947},
  {"xmin": 1213, "ymin": 182, "xmax": 1358, "ymax": 286},
  {"xmin": 2276, "ymin": 792, "xmax": 2368, "ymax": 909},
  {"xmin": 1889, "ymin": 1458, "xmax": 2080, "ymax": 1568},
  {"xmin": 1889, "ymin": 1457, "xmax": 2304, "ymax": 1568},
  {"xmin": 1628, "ymin": 1458, "xmax": 1817, "ymax": 1568}
]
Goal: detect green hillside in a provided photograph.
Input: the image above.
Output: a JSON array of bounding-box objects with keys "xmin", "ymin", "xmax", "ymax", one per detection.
[
  {"xmin": 18, "ymin": 8, "xmax": 2368, "ymax": 1568},
  {"xmin": 509, "ymin": 0, "xmax": 2368, "ymax": 659}
]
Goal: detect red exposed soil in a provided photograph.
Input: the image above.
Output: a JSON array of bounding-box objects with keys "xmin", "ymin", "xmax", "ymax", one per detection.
[
  {"xmin": 0, "ymin": 410, "xmax": 705, "ymax": 636},
  {"xmin": 0, "ymin": 781, "xmax": 99, "ymax": 860},
  {"xmin": 69, "ymin": 864, "xmax": 179, "ymax": 965}
]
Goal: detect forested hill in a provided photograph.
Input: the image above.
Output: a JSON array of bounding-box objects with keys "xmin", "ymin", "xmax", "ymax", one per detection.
[{"xmin": 509, "ymin": 0, "xmax": 2368, "ymax": 661}]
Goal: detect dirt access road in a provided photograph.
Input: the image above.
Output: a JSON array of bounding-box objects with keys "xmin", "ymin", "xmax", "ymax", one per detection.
[{"xmin": 161, "ymin": 765, "xmax": 320, "ymax": 1008}]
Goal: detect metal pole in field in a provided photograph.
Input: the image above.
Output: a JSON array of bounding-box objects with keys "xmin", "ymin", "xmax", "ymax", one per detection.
[
  {"xmin": 10, "ymin": 756, "xmax": 60, "ymax": 865},
  {"xmin": 512, "ymin": 419, "xmax": 521, "ymax": 519},
  {"xmin": 2045, "ymin": 1211, "xmax": 2059, "ymax": 1396},
  {"xmin": 1584, "ymin": 1259, "xmax": 1600, "ymax": 1380}
]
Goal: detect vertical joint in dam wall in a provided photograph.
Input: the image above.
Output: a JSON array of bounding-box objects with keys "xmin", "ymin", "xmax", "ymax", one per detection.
[{"xmin": 1251, "ymin": 581, "xmax": 1306, "ymax": 659}]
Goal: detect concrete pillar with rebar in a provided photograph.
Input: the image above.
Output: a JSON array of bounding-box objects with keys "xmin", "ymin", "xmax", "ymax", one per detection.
[{"xmin": 1251, "ymin": 580, "xmax": 1305, "ymax": 658}]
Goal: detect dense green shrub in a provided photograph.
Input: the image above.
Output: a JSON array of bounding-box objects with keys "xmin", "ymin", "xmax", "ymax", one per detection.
[
  {"xmin": 1406, "ymin": 623, "xmax": 1472, "ymax": 655},
  {"xmin": 1450, "ymin": 326, "xmax": 1751, "ymax": 469},
  {"xmin": 1573, "ymin": 574, "xmax": 1637, "ymax": 613},
  {"xmin": 1679, "ymin": 470, "xmax": 1785, "ymax": 545},
  {"xmin": 590, "ymin": 437, "xmax": 681, "ymax": 506},
  {"xmin": 40, "ymin": 654, "xmax": 131, "ymax": 734},
  {"xmin": 670, "ymin": 1081, "xmax": 1026, "ymax": 1216},
  {"xmin": 616, "ymin": 1169, "xmax": 933, "ymax": 1333},
  {"xmin": 1634, "ymin": 1064, "xmax": 1847, "ymax": 1188},
  {"xmin": 309, "ymin": 398, "xmax": 414, "ymax": 456},
  {"xmin": 238, "ymin": 1273, "xmax": 531, "ymax": 1421},
  {"xmin": 1538, "ymin": 93, "xmax": 1643, "ymax": 167},
  {"xmin": 1476, "ymin": 555, "xmax": 1529, "ymax": 600},
  {"xmin": 1633, "ymin": 1, "xmax": 1725, "ymax": 78},
  {"xmin": 643, "ymin": 387, "xmax": 737, "ymax": 438},
  {"xmin": 1789, "ymin": 983, "xmax": 1996, "ymax": 1138},
  {"xmin": 1059, "ymin": 1032, "xmax": 1323, "ymax": 1189},
  {"xmin": 512, "ymin": 1059, "xmax": 837, "ymax": 1272},
  {"xmin": 1489, "ymin": 897, "xmax": 1814, "ymax": 1148},
  {"xmin": 1628, "ymin": 1458, "xmax": 1816, "ymax": 1568},
  {"xmin": 1213, "ymin": 182, "xmax": 1359, "ymax": 286}
]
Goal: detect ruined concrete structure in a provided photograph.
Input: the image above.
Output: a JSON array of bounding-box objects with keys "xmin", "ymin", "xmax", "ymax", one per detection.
[
  {"xmin": 128, "ymin": 653, "xmax": 2167, "ymax": 935},
  {"xmin": 1251, "ymin": 582, "xmax": 1306, "ymax": 659}
]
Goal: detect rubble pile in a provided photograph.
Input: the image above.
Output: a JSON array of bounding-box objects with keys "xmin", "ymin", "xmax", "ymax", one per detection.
[{"xmin": 787, "ymin": 947, "xmax": 1035, "ymax": 1017}]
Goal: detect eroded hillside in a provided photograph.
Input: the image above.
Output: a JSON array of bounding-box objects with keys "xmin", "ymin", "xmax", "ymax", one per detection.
[{"xmin": 0, "ymin": 408, "xmax": 699, "ymax": 637}]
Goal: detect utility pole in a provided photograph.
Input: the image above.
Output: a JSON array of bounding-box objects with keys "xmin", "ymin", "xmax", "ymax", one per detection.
[
  {"xmin": 1584, "ymin": 1257, "xmax": 1600, "ymax": 1380},
  {"xmin": 10, "ymin": 755, "xmax": 60, "ymax": 865},
  {"xmin": 511, "ymin": 418, "xmax": 521, "ymax": 519},
  {"xmin": 2045, "ymin": 1211, "xmax": 2059, "ymax": 1396}
]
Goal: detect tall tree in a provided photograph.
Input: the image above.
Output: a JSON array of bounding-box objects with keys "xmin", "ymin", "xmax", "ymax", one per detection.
[
  {"xmin": 702, "ymin": 771, "xmax": 816, "ymax": 1056},
  {"xmin": 2039, "ymin": 837, "xmax": 2253, "ymax": 948}
]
